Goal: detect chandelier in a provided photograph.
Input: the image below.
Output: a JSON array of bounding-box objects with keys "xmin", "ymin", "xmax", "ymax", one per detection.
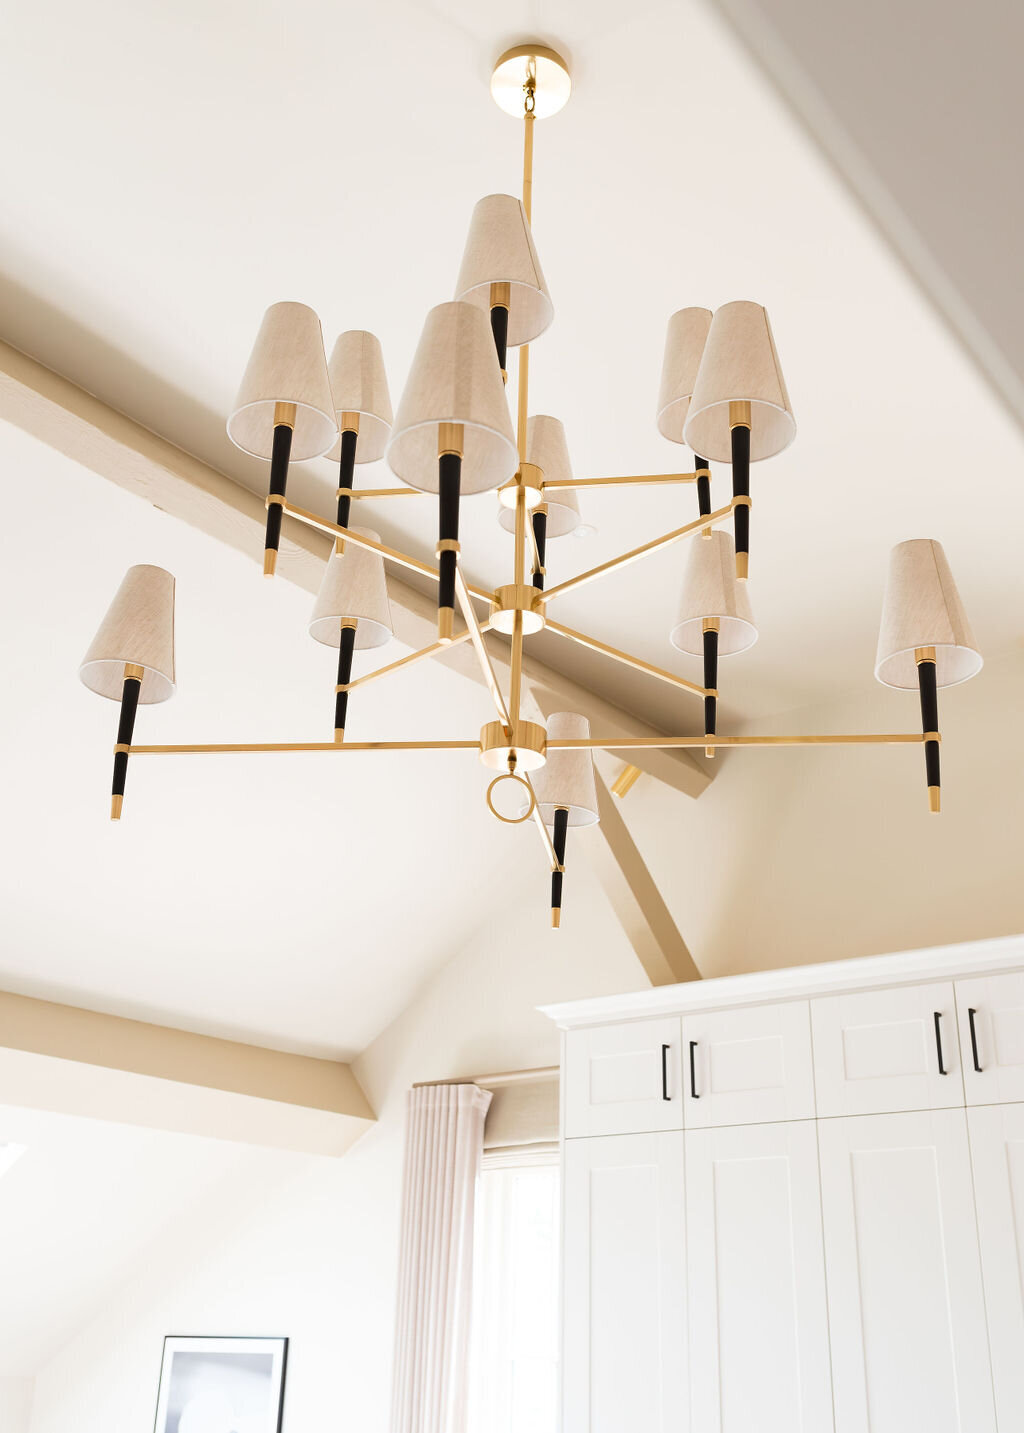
[{"xmin": 79, "ymin": 44, "xmax": 982, "ymax": 927}]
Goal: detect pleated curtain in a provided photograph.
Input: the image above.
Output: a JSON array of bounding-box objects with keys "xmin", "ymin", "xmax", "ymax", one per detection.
[{"xmin": 390, "ymin": 1082, "xmax": 493, "ymax": 1433}]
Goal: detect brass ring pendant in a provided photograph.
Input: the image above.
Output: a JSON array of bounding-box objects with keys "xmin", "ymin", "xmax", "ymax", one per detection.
[{"xmin": 486, "ymin": 772, "xmax": 536, "ymax": 824}]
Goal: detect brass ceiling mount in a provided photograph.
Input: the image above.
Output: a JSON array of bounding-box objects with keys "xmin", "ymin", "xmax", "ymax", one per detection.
[{"xmin": 490, "ymin": 44, "xmax": 572, "ymax": 119}]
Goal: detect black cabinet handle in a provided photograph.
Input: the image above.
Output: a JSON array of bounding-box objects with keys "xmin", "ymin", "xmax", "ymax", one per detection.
[
  {"xmin": 968, "ymin": 1008, "xmax": 983, "ymax": 1073},
  {"xmin": 934, "ymin": 1011, "xmax": 948, "ymax": 1075},
  {"xmin": 661, "ymin": 1044, "xmax": 671, "ymax": 1101},
  {"xmin": 689, "ymin": 1041, "xmax": 700, "ymax": 1100}
]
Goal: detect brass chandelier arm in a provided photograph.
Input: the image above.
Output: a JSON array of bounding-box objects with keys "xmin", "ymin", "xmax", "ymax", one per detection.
[
  {"xmin": 544, "ymin": 618, "xmax": 712, "ymax": 701},
  {"xmin": 546, "ymin": 733, "xmax": 935, "ymax": 750},
  {"xmin": 278, "ymin": 498, "xmax": 492, "ymax": 604},
  {"xmin": 522, "ymin": 768, "xmax": 560, "ymax": 871},
  {"xmin": 345, "ymin": 488, "xmax": 426, "ymax": 500},
  {"xmin": 539, "ymin": 498, "xmax": 743, "ymax": 604},
  {"xmin": 455, "ymin": 567, "xmax": 512, "ymax": 727},
  {"xmin": 340, "ymin": 626, "xmax": 481, "ymax": 693},
  {"xmin": 543, "ymin": 472, "xmax": 701, "ymax": 491},
  {"xmin": 127, "ymin": 741, "xmax": 483, "ymax": 755}
]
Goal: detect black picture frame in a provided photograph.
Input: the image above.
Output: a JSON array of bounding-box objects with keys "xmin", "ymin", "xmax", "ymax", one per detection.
[{"xmin": 153, "ymin": 1335, "xmax": 289, "ymax": 1433}]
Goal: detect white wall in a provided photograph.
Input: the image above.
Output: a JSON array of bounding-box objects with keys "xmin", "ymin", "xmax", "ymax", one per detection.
[
  {"xmin": 0, "ymin": 1379, "xmax": 34, "ymax": 1432},
  {"xmin": 26, "ymin": 864, "xmax": 641, "ymax": 1432}
]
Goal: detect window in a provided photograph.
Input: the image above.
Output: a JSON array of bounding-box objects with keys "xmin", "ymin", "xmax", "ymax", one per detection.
[{"xmin": 468, "ymin": 1149, "xmax": 560, "ymax": 1433}]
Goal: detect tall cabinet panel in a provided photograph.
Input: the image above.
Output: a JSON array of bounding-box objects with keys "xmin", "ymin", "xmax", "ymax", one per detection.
[
  {"xmin": 956, "ymin": 973, "xmax": 1024, "ymax": 1104},
  {"xmin": 564, "ymin": 1018, "xmax": 683, "ymax": 1138},
  {"xmin": 968, "ymin": 1103, "xmax": 1024, "ymax": 1428},
  {"xmin": 681, "ymin": 1001, "xmax": 815, "ymax": 1127},
  {"xmin": 684, "ymin": 1121, "xmax": 833, "ymax": 1432},
  {"xmin": 562, "ymin": 1133, "xmax": 686, "ymax": 1433},
  {"xmin": 811, "ymin": 982, "xmax": 963, "ymax": 1116},
  {"xmin": 818, "ymin": 1109, "xmax": 996, "ymax": 1433}
]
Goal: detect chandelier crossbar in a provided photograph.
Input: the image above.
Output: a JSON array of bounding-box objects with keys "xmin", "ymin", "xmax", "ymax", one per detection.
[
  {"xmin": 124, "ymin": 732, "xmax": 931, "ymax": 757},
  {"xmin": 538, "ymin": 499, "xmax": 743, "ymax": 605}
]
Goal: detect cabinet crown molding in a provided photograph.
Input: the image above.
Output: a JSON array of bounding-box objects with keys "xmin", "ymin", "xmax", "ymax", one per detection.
[{"xmin": 541, "ymin": 933, "xmax": 1024, "ymax": 1029}]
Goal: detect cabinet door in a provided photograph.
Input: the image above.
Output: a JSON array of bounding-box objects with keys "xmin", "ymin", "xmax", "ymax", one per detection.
[
  {"xmin": 564, "ymin": 1018, "xmax": 683, "ymax": 1138},
  {"xmin": 681, "ymin": 1001, "xmax": 815, "ymax": 1127},
  {"xmin": 956, "ymin": 973, "xmax": 1024, "ymax": 1105},
  {"xmin": 562, "ymin": 1133, "xmax": 686, "ymax": 1433},
  {"xmin": 968, "ymin": 1104, "xmax": 1024, "ymax": 1427},
  {"xmin": 818, "ymin": 1110, "xmax": 996, "ymax": 1433},
  {"xmin": 685, "ymin": 1121, "xmax": 832, "ymax": 1432},
  {"xmin": 811, "ymin": 981, "xmax": 963, "ymax": 1116}
]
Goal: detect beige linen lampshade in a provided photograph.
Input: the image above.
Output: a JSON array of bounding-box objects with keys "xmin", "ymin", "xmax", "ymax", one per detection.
[
  {"xmin": 532, "ymin": 712, "xmax": 600, "ymax": 827},
  {"xmin": 670, "ymin": 530, "xmax": 757, "ymax": 656},
  {"xmin": 498, "ymin": 416, "xmax": 582, "ymax": 538},
  {"xmin": 657, "ymin": 308, "xmax": 713, "ymax": 444},
  {"xmin": 454, "ymin": 195, "xmax": 554, "ymax": 347},
  {"xmin": 875, "ymin": 539, "xmax": 982, "ymax": 689},
  {"xmin": 79, "ymin": 565, "xmax": 176, "ymax": 703},
  {"xmin": 227, "ymin": 301, "xmax": 337, "ymax": 462},
  {"xmin": 326, "ymin": 331, "xmax": 393, "ymax": 464},
  {"xmin": 683, "ymin": 301, "xmax": 795, "ymax": 463},
  {"xmin": 308, "ymin": 528, "xmax": 393, "ymax": 650},
  {"xmin": 388, "ymin": 301, "xmax": 518, "ymax": 494}
]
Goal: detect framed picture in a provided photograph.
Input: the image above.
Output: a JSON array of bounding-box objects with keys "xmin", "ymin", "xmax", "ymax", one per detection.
[{"xmin": 153, "ymin": 1336, "xmax": 288, "ymax": 1433}]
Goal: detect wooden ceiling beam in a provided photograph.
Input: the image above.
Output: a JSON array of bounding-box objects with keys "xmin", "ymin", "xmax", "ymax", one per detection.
[{"xmin": 0, "ymin": 989, "xmax": 375, "ymax": 1156}]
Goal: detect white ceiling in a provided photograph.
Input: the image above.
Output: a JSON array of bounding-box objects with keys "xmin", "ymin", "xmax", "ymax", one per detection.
[
  {"xmin": 0, "ymin": 1103, "xmax": 305, "ymax": 1376},
  {"xmin": 0, "ymin": 0, "xmax": 1022, "ymax": 1053},
  {"xmin": 0, "ymin": 421, "xmax": 539, "ymax": 1058}
]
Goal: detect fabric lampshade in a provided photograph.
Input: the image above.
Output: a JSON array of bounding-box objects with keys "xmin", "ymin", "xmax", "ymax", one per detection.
[
  {"xmin": 79, "ymin": 565, "xmax": 176, "ymax": 703},
  {"xmin": 388, "ymin": 302, "xmax": 518, "ymax": 494},
  {"xmin": 308, "ymin": 528, "xmax": 393, "ymax": 650},
  {"xmin": 532, "ymin": 712, "xmax": 600, "ymax": 828},
  {"xmin": 454, "ymin": 194, "xmax": 553, "ymax": 347},
  {"xmin": 669, "ymin": 531, "xmax": 757, "ymax": 656},
  {"xmin": 657, "ymin": 307, "xmax": 713, "ymax": 444},
  {"xmin": 875, "ymin": 539, "xmax": 982, "ymax": 689},
  {"xmin": 683, "ymin": 301, "xmax": 795, "ymax": 463},
  {"xmin": 497, "ymin": 415, "xmax": 582, "ymax": 538},
  {"xmin": 227, "ymin": 301, "xmax": 337, "ymax": 462},
  {"xmin": 325, "ymin": 330, "xmax": 393, "ymax": 465}
]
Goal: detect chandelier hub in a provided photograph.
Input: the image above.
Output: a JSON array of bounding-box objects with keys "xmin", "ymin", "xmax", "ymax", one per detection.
[
  {"xmin": 491, "ymin": 44, "xmax": 572, "ymax": 120},
  {"xmin": 490, "ymin": 584, "xmax": 546, "ymax": 636},
  {"xmin": 479, "ymin": 719, "xmax": 547, "ymax": 772}
]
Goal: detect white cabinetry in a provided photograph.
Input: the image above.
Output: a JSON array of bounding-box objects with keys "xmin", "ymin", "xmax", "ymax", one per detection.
[
  {"xmin": 561, "ymin": 1133, "xmax": 686, "ymax": 1433},
  {"xmin": 563, "ymin": 1017, "xmax": 682, "ymax": 1138},
  {"xmin": 547, "ymin": 938, "xmax": 1024, "ymax": 1433},
  {"xmin": 956, "ymin": 973, "xmax": 1024, "ymax": 1103},
  {"xmin": 811, "ymin": 981, "xmax": 962, "ymax": 1115},
  {"xmin": 968, "ymin": 1103, "xmax": 1024, "ymax": 1427},
  {"xmin": 684, "ymin": 1120, "xmax": 832, "ymax": 1432},
  {"xmin": 681, "ymin": 1000, "xmax": 815, "ymax": 1127},
  {"xmin": 818, "ymin": 1109, "xmax": 995, "ymax": 1432}
]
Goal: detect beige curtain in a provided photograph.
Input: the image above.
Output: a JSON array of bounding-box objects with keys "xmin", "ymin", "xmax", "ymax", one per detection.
[{"xmin": 390, "ymin": 1083, "xmax": 492, "ymax": 1433}]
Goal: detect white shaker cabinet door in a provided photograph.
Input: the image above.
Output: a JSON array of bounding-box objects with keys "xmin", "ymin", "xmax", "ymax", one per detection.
[
  {"xmin": 562, "ymin": 1133, "xmax": 686, "ymax": 1433},
  {"xmin": 563, "ymin": 1018, "xmax": 683, "ymax": 1138},
  {"xmin": 681, "ymin": 1000, "xmax": 815, "ymax": 1127},
  {"xmin": 956, "ymin": 973, "xmax": 1024, "ymax": 1105},
  {"xmin": 811, "ymin": 981, "xmax": 963, "ymax": 1116},
  {"xmin": 968, "ymin": 1104, "xmax": 1024, "ymax": 1428},
  {"xmin": 818, "ymin": 1110, "xmax": 996, "ymax": 1433},
  {"xmin": 684, "ymin": 1121, "xmax": 833, "ymax": 1432}
]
